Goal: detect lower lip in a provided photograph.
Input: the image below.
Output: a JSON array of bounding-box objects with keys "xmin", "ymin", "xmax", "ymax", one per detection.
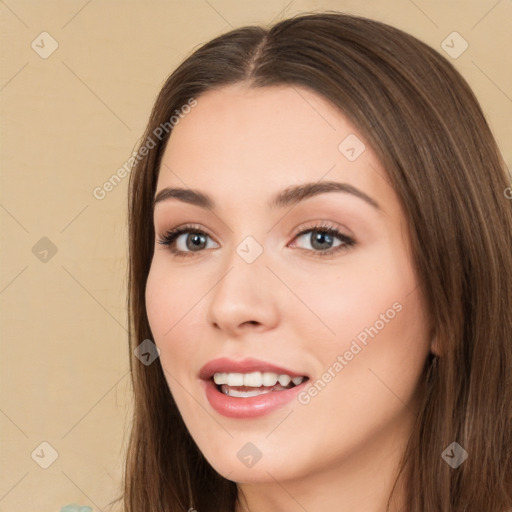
[{"xmin": 202, "ymin": 378, "xmax": 308, "ymax": 418}]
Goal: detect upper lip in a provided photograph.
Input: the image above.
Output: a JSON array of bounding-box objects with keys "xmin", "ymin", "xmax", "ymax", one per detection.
[{"xmin": 199, "ymin": 357, "xmax": 308, "ymax": 380}]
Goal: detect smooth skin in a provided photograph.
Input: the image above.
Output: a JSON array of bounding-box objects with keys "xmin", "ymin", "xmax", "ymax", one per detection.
[{"xmin": 145, "ymin": 83, "xmax": 435, "ymax": 512}]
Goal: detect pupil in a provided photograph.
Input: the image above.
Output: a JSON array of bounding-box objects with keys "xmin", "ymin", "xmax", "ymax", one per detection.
[
  {"xmin": 187, "ymin": 233, "xmax": 206, "ymax": 250},
  {"xmin": 312, "ymin": 232, "xmax": 332, "ymax": 250}
]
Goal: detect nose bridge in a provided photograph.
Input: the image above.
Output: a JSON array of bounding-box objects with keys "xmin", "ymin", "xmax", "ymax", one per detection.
[
  {"xmin": 206, "ymin": 231, "xmax": 279, "ymax": 331},
  {"xmin": 216, "ymin": 232, "xmax": 269, "ymax": 302}
]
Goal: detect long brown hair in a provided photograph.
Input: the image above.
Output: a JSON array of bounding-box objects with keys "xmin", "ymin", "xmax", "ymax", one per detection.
[{"xmin": 120, "ymin": 12, "xmax": 512, "ymax": 511}]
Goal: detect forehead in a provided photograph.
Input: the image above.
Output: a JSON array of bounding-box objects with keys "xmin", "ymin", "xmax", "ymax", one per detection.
[
  {"xmin": 163, "ymin": 83, "xmax": 352, "ymax": 166},
  {"xmin": 156, "ymin": 83, "xmax": 395, "ymax": 217}
]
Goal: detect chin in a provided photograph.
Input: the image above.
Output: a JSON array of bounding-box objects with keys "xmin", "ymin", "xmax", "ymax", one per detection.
[
  {"xmin": 213, "ymin": 459, "xmax": 301, "ymax": 484},
  {"xmin": 192, "ymin": 436, "xmax": 311, "ymax": 485}
]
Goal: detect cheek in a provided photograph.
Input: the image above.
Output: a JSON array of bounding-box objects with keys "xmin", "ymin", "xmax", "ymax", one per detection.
[
  {"xmin": 145, "ymin": 261, "xmax": 202, "ymax": 372},
  {"xmin": 292, "ymin": 246, "xmax": 417, "ymax": 348},
  {"xmin": 296, "ymin": 241, "xmax": 430, "ymax": 401},
  {"xmin": 145, "ymin": 263, "xmax": 172, "ymax": 340},
  {"xmin": 303, "ymin": 268, "xmax": 430, "ymax": 417},
  {"xmin": 291, "ymin": 285, "xmax": 429, "ymax": 468}
]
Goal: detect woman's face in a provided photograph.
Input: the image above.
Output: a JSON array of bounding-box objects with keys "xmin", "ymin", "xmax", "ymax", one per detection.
[{"xmin": 146, "ymin": 83, "xmax": 432, "ymax": 486}]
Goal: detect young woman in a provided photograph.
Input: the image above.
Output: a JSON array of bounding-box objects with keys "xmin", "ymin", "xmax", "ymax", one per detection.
[{"xmin": 121, "ymin": 12, "xmax": 512, "ymax": 512}]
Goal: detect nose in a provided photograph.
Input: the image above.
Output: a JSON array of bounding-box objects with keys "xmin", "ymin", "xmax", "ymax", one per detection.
[{"xmin": 206, "ymin": 245, "xmax": 280, "ymax": 336}]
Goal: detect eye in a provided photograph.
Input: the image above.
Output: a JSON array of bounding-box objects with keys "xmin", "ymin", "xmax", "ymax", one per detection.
[
  {"xmin": 157, "ymin": 224, "xmax": 218, "ymax": 258},
  {"xmin": 157, "ymin": 221, "xmax": 356, "ymax": 258},
  {"xmin": 290, "ymin": 222, "xmax": 355, "ymax": 257}
]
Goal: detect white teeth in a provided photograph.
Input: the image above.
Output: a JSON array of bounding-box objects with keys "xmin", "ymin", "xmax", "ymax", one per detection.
[
  {"xmin": 226, "ymin": 373, "xmax": 244, "ymax": 386},
  {"xmin": 244, "ymin": 371, "xmax": 262, "ymax": 387},
  {"xmin": 213, "ymin": 371, "xmax": 306, "ymax": 387},
  {"xmin": 277, "ymin": 374, "xmax": 291, "ymax": 386},
  {"xmin": 262, "ymin": 372, "xmax": 279, "ymax": 386},
  {"xmin": 213, "ymin": 373, "xmax": 225, "ymax": 385}
]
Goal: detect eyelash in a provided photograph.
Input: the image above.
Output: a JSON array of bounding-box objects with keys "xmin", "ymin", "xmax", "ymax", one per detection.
[{"xmin": 157, "ymin": 222, "xmax": 356, "ymax": 259}]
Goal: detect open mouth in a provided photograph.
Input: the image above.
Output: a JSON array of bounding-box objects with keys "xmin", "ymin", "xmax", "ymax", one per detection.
[{"xmin": 212, "ymin": 371, "xmax": 309, "ymax": 398}]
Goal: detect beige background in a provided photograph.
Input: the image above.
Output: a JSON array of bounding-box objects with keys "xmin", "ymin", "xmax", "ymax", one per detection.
[{"xmin": 0, "ymin": 1, "xmax": 510, "ymax": 510}]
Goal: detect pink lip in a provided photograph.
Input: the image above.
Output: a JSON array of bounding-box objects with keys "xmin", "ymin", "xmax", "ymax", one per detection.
[
  {"xmin": 199, "ymin": 357, "xmax": 309, "ymax": 419},
  {"xmin": 201, "ymin": 378, "xmax": 308, "ymax": 419},
  {"xmin": 199, "ymin": 357, "xmax": 307, "ymax": 380}
]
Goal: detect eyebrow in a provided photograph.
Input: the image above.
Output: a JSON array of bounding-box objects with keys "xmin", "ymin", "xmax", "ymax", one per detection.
[{"xmin": 153, "ymin": 181, "xmax": 381, "ymax": 211}]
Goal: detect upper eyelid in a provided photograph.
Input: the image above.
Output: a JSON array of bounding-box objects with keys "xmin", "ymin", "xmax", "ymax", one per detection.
[
  {"xmin": 158, "ymin": 222, "xmax": 353, "ymax": 246},
  {"xmin": 158, "ymin": 222, "xmax": 347, "ymax": 236}
]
